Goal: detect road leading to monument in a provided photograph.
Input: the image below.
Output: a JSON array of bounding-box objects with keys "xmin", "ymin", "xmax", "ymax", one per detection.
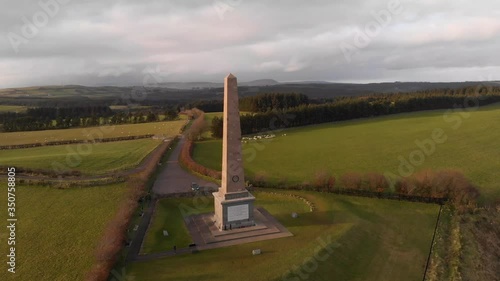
[
  {"xmin": 152, "ymin": 135, "xmax": 218, "ymax": 195},
  {"xmin": 127, "ymin": 135, "xmax": 218, "ymax": 262}
]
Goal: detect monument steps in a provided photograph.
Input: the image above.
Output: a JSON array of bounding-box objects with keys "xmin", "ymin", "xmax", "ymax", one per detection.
[{"xmin": 186, "ymin": 207, "xmax": 292, "ymax": 248}]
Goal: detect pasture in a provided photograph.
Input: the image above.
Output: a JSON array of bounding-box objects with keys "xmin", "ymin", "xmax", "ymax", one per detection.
[
  {"xmin": 141, "ymin": 197, "xmax": 214, "ymax": 254},
  {"xmin": 128, "ymin": 190, "xmax": 439, "ymax": 281},
  {"xmin": 0, "ymin": 181, "xmax": 127, "ymax": 281},
  {"xmin": 0, "ymin": 120, "xmax": 186, "ymax": 146},
  {"xmin": 202, "ymin": 111, "xmax": 251, "ymax": 139},
  {"xmin": 0, "ymin": 105, "xmax": 27, "ymax": 113},
  {"xmin": 0, "ymin": 139, "xmax": 160, "ymax": 174},
  {"xmin": 193, "ymin": 103, "xmax": 500, "ymax": 201}
]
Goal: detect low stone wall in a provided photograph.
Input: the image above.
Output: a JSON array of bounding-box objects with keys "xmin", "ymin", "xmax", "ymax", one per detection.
[{"xmin": 260, "ymin": 191, "xmax": 316, "ymax": 212}]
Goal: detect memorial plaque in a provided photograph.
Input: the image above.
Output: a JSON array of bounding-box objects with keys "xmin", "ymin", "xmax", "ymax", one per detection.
[{"xmin": 227, "ymin": 204, "xmax": 249, "ymax": 222}]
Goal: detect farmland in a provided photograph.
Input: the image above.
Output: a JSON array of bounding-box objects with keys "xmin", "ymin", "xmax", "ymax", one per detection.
[
  {"xmin": 193, "ymin": 103, "xmax": 500, "ymax": 202},
  {"xmin": 0, "ymin": 181, "xmax": 127, "ymax": 281},
  {"xmin": 0, "ymin": 105, "xmax": 27, "ymax": 113},
  {"xmin": 0, "ymin": 139, "xmax": 161, "ymax": 175},
  {"xmin": 128, "ymin": 190, "xmax": 439, "ymax": 281},
  {"xmin": 0, "ymin": 120, "xmax": 185, "ymax": 146}
]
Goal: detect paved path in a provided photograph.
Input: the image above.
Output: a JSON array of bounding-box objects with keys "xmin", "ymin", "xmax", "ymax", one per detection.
[
  {"xmin": 127, "ymin": 135, "xmax": 217, "ymax": 262},
  {"xmin": 126, "ymin": 198, "xmax": 157, "ymax": 262},
  {"xmin": 152, "ymin": 135, "xmax": 218, "ymax": 195}
]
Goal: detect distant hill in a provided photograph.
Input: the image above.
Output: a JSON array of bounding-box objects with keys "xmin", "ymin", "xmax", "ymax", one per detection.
[
  {"xmin": 1, "ymin": 81, "xmax": 499, "ymax": 107},
  {"xmin": 252, "ymin": 81, "xmax": 500, "ymax": 99},
  {"xmin": 157, "ymin": 79, "xmax": 279, "ymax": 90}
]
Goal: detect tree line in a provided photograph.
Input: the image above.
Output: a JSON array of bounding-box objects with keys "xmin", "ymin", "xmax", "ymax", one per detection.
[
  {"xmin": 239, "ymin": 93, "xmax": 309, "ymax": 112},
  {"xmin": 210, "ymin": 85, "xmax": 500, "ymax": 137},
  {"xmin": 179, "ymin": 140, "xmax": 479, "ymax": 211},
  {"xmin": 1, "ymin": 106, "xmax": 179, "ymax": 132},
  {"xmin": 26, "ymin": 106, "xmax": 113, "ymax": 120}
]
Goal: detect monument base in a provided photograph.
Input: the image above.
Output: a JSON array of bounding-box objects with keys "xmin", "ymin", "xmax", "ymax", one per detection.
[
  {"xmin": 186, "ymin": 207, "xmax": 293, "ymax": 250},
  {"xmin": 213, "ymin": 189, "xmax": 255, "ymax": 230}
]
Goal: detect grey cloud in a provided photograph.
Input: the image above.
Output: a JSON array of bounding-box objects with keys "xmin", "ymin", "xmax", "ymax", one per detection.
[{"xmin": 1, "ymin": 0, "xmax": 500, "ymax": 88}]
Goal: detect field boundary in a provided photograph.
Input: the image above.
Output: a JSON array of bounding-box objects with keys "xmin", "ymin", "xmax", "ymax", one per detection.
[
  {"xmin": 422, "ymin": 204, "xmax": 444, "ymax": 281},
  {"xmin": 0, "ymin": 138, "xmax": 174, "ymax": 184},
  {"xmin": 0, "ymin": 134, "xmax": 155, "ymax": 150},
  {"xmin": 86, "ymin": 136, "xmax": 178, "ymax": 280},
  {"xmin": 183, "ymin": 141, "xmax": 448, "ymax": 205},
  {"xmin": 179, "ymin": 140, "xmax": 222, "ymax": 179}
]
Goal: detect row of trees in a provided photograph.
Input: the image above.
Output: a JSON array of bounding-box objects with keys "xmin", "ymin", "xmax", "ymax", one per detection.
[
  {"xmin": 185, "ymin": 108, "xmax": 209, "ymax": 141},
  {"xmin": 179, "ymin": 140, "xmax": 222, "ymax": 180},
  {"xmin": 394, "ymin": 170, "xmax": 479, "ymax": 211},
  {"xmin": 1, "ymin": 109, "xmax": 179, "ymax": 132},
  {"xmin": 184, "ymin": 100, "xmax": 223, "ymax": 113},
  {"xmin": 178, "ymin": 136, "xmax": 479, "ymax": 210},
  {"xmin": 239, "ymin": 93, "xmax": 309, "ymax": 112},
  {"xmin": 182, "ymin": 92, "xmax": 310, "ymax": 113},
  {"xmin": 250, "ymin": 169, "xmax": 478, "ymax": 210},
  {"xmin": 210, "ymin": 86, "xmax": 500, "ymax": 137},
  {"xmin": 26, "ymin": 106, "xmax": 113, "ymax": 120},
  {"xmin": 251, "ymin": 168, "xmax": 479, "ymax": 203},
  {"xmin": 0, "ymin": 134, "xmax": 153, "ymax": 151},
  {"xmin": 86, "ymin": 138, "xmax": 176, "ymax": 280}
]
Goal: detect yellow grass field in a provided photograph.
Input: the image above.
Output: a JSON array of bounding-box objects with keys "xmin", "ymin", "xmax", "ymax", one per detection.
[{"xmin": 0, "ymin": 120, "xmax": 186, "ymax": 146}]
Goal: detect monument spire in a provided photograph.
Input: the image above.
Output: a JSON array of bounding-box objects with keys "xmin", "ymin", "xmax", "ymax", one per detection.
[
  {"xmin": 213, "ymin": 73, "xmax": 255, "ymax": 230},
  {"xmin": 221, "ymin": 73, "xmax": 245, "ymax": 195}
]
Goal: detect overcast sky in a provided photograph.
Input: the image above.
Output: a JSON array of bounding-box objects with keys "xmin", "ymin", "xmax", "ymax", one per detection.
[{"xmin": 1, "ymin": 0, "xmax": 500, "ymax": 88}]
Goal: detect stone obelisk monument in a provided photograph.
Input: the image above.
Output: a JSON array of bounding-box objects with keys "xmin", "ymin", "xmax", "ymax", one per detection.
[{"xmin": 213, "ymin": 73, "xmax": 255, "ymax": 230}]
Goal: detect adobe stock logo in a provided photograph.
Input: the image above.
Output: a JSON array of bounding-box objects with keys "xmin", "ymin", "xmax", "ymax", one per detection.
[{"xmin": 7, "ymin": 0, "xmax": 72, "ymax": 54}]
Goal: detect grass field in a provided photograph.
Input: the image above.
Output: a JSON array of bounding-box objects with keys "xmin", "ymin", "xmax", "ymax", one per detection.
[
  {"xmin": 0, "ymin": 120, "xmax": 186, "ymax": 146},
  {"xmin": 201, "ymin": 112, "xmax": 221, "ymax": 139},
  {"xmin": 202, "ymin": 112, "xmax": 251, "ymax": 139},
  {"xmin": 0, "ymin": 139, "xmax": 160, "ymax": 174},
  {"xmin": 193, "ymin": 103, "xmax": 500, "ymax": 201},
  {"xmin": 0, "ymin": 105, "xmax": 27, "ymax": 113},
  {"xmin": 141, "ymin": 197, "xmax": 214, "ymax": 254},
  {"xmin": 0, "ymin": 181, "xmax": 127, "ymax": 281},
  {"xmin": 109, "ymin": 105, "xmax": 152, "ymax": 111},
  {"xmin": 129, "ymin": 190, "xmax": 439, "ymax": 281}
]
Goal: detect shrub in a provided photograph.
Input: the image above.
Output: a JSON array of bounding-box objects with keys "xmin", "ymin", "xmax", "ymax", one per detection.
[
  {"xmin": 86, "ymin": 139, "xmax": 174, "ymax": 281},
  {"xmin": 186, "ymin": 109, "xmax": 208, "ymax": 141},
  {"xmin": 395, "ymin": 169, "xmax": 479, "ymax": 211},
  {"xmin": 252, "ymin": 171, "xmax": 268, "ymax": 187},
  {"xmin": 313, "ymin": 170, "xmax": 335, "ymax": 192},
  {"xmin": 364, "ymin": 172, "xmax": 389, "ymax": 193},
  {"xmin": 341, "ymin": 172, "xmax": 363, "ymax": 190},
  {"xmin": 179, "ymin": 140, "xmax": 222, "ymax": 180}
]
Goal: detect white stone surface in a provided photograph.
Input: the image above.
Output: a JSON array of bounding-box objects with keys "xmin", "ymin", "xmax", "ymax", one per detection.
[
  {"xmin": 227, "ymin": 204, "xmax": 249, "ymax": 222},
  {"xmin": 221, "ymin": 73, "xmax": 246, "ymax": 194}
]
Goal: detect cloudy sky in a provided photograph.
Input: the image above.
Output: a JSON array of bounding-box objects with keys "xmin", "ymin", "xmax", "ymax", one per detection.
[{"xmin": 1, "ymin": 0, "xmax": 500, "ymax": 88}]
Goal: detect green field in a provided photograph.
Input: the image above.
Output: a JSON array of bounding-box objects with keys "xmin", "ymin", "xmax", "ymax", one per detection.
[
  {"xmin": 0, "ymin": 86, "xmax": 109, "ymax": 98},
  {"xmin": 0, "ymin": 181, "xmax": 127, "ymax": 281},
  {"xmin": 141, "ymin": 197, "xmax": 214, "ymax": 254},
  {"xmin": 0, "ymin": 139, "xmax": 160, "ymax": 174},
  {"xmin": 202, "ymin": 112, "xmax": 251, "ymax": 139},
  {"xmin": 0, "ymin": 105, "xmax": 27, "ymax": 113},
  {"xmin": 193, "ymin": 104, "xmax": 500, "ymax": 201},
  {"xmin": 129, "ymin": 190, "xmax": 439, "ymax": 281},
  {"xmin": 0, "ymin": 120, "xmax": 186, "ymax": 146},
  {"xmin": 109, "ymin": 105, "xmax": 152, "ymax": 111}
]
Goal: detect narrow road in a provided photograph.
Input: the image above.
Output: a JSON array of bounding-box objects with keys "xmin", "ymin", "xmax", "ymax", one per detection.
[
  {"xmin": 126, "ymin": 135, "xmax": 218, "ymax": 261},
  {"xmin": 152, "ymin": 135, "xmax": 218, "ymax": 195}
]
